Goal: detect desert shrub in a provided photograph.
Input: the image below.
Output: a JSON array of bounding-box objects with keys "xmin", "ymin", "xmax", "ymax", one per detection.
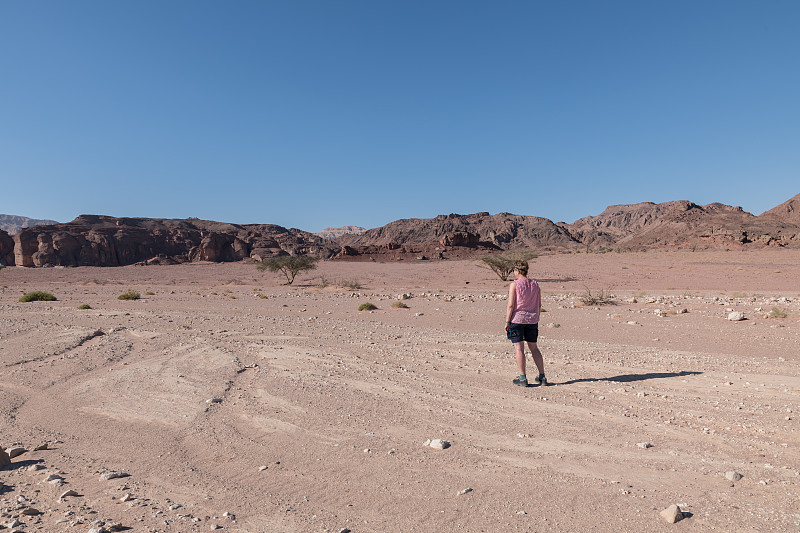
[
  {"xmin": 358, "ymin": 302, "xmax": 377, "ymax": 311},
  {"xmin": 392, "ymin": 301, "xmax": 409, "ymax": 309},
  {"xmin": 118, "ymin": 290, "xmax": 141, "ymax": 301},
  {"xmin": 19, "ymin": 291, "xmax": 57, "ymax": 302},
  {"xmin": 768, "ymin": 306, "xmax": 789, "ymax": 319},
  {"xmin": 145, "ymin": 290, "xmax": 156, "ymax": 296},
  {"xmin": 579, "ymin": 287, "xmax": 617, "ymax": 306},
  {"xmin": 481, "ymin": 250, "xmax": 539, "ymax": 281},
  {"xmin": 77, "ymin": 304, "xmax": 92, "ymax": 310},
  {"xmin": 338, "ymin": 279, "xmax": 363, "ymax": 290},
  {"xmin": 257, "ymin": 255, "xmax": 320, "ymax": 285}
]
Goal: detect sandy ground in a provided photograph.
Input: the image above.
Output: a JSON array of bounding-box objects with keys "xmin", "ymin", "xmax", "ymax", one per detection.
[{"xmin": 0, "ymin": 250, "xmax": 798, "ymax": 532}]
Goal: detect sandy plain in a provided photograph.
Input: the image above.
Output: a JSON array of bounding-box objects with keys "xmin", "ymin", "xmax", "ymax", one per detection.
[{"xmin": 0, "ymin": 249, "xmax": 798, "ymax": 532}]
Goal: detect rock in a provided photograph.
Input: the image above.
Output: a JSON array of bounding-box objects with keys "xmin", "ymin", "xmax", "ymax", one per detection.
[
  {"xmin": 659, "ymin": 504, "xmax": 684, "ymax": 523},
  {"xmin": 637, "ymin": 442, "xmax": 653, "ymax": 449},
  {"xmin": 206, "ymin": 398, "xmax": 223, "ymax": 404},
  {"xmin": 59, "ymin": 489, "xmax": 79, "ymax": 500},
  {"xmin": 120, "ymin": 493, "xmax": 134, "ymax": 502},
  {"xmin": 44, "ymin": 473, "xmax": 64, "ymax": 483},
  {"xmin": 397, "ymin": 293, "xmax": 412, "ymax": 300},
  {"xmin": 425, "ymin": 439, "xmax": 450, "ymax": 450},
  {"xmin": 99, "ymin": 471, "xmax": 130, "ymax": 481},
  {"xmin": 20, "ymin": 507, "xmax": 42, "ymax": 515},
  {"xmin": 546, "ymin": 322, "xmax": 560, "ymax": 328},
  {"xmin": 0, "ymin": 447, "xmax": 9, "ymax": 467},
  {"xmin": 458, "ymin": 488, "xmax": 473, "ymax": 495},
  {"xmin": 725, "ymin": 471, "xmax": 743, "ymax": 482},
  {"xmin": 727, "ymin": 311, "xmax": 745, "ymax": 321},
  {"xmin": 33, "ymin": 442, "xmax": 49, "ymax": 451},
  {"xmin": 6, "ymin": 447, "xmax": 26, "ymax": 458},
  {"xmin": 27, "ymin": 464, "xmax": 45, "ymax": 471}
]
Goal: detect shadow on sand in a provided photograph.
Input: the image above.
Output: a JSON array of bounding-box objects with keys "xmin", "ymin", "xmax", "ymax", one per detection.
[{"xmin": 555, "ymin": 370, "xmax": 702, "ymax": 386}]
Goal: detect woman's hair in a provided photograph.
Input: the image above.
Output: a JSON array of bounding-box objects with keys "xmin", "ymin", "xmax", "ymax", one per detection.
[{"xmin": 513, "ymin": 260, "xmax": 529, "ymax": 276}]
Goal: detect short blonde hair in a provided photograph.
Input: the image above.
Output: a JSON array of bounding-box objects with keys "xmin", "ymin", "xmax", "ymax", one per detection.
[{"xmin": 513, "ymin": 260, "xmax": 528, "ymax": 276}]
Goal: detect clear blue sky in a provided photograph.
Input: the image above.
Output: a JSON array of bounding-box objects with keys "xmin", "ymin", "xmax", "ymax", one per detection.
[{"xmin": 2, "ymin": 1, "xmax": 798, "ymax": 232}]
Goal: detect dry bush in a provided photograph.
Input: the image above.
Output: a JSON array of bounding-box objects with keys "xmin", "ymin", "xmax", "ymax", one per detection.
[
  {"xmin": 358, "ymin": 302, "xmax": 377, "ymax": 311},
  {"xmin": 392, "ymin": 301, "xmax": 409, "ymax": 309},
  {"xmin": 118, "ymin": 290, "xmax": 141, "ymax": 300},
  {"xmin": 19, "ymin": 291, "xmax": 57, "ymax": 302},
  {"xmin": 579, "ymin": 286, "xmax": 617, "ymax": 306},
  {"xmin": 768, "ymin": 306, "xmax": 789, "ymax": 319}
]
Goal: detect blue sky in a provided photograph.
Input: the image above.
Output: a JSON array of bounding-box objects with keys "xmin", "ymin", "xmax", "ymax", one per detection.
[{"xmin": 2, "ymin": 1, "xmax": 798, "ymax": 232}]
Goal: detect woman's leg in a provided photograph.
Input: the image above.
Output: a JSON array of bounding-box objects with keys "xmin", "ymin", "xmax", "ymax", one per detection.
[
  {"xmin": 528, "ymin": 341, "xmax": 544, "ymax": 375},
  {"xmin": 514, "ymin": 341, "xmax": 527, "ymax": 375}
]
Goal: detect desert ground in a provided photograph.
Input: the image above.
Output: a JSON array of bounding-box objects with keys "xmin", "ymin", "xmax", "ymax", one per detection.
[{"xmin": 1, "ymin": 250, "xmax": 798, "ymax": 532}]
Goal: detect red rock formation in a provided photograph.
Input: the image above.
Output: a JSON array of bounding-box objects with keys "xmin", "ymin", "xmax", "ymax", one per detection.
[
  {"xmin": 0, "ymin": 230, "xmax": 14, "ymax": 265},
  {"xmin": 760, "ymin": 193, "xmax": 800, "ymax": 224}
]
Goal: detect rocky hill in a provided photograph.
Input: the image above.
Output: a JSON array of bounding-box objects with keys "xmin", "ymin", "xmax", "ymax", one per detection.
[
  {"xmin": 0, "ymin": 214, "xmax": 59, "ymax": 234},
  {"xmin": 760, "ymin": 193, "xmax": 800, "ymax": 224},
  {"xmin": 9, "ymin": 215, "xmax": 337, "ymax": 267}
]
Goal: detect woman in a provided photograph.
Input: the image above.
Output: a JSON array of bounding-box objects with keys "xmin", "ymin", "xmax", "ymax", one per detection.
[{"xmin": 505, "ymin": 259, "xmax": 547, "ymax": 387}]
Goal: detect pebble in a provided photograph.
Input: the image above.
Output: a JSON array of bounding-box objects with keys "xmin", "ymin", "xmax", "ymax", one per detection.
[
  {"xmin": 120, "ymin": 493, "xmax": 134, "ymax": 502},
  {"xmin": 458, "ymin": 488, "xmax": 473, "ymax": 495},
  {"xmin": 727, "ymin": 311, "xmax": 745, "ymax": 321},
  {"xmin": 424, "ymin": 439, "xmax": 450, "ymax": 450},
  {"xmin": 637, "ymin": 442, "xmax": 653, "ymax": 449},
  {"xmin": 725, "ymin": 471, "xmax": 743, "ymax": 482},
  {"xmin": 59, "ymin": 489, "xmax": 79, "ymax": 500},
  {"xmin": 206, "ymin": 398, "xmax": 223, "ymax": 404},
  {"xmin": 99, "ymin": 471, "xmax": 130, "ymax": 481}
]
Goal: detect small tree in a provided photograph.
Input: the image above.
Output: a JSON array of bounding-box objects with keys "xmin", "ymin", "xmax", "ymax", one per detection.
[
  {"xmin": 481, "ymin": 250, "xmax": 539, "ymax": 281},
  {"xmin": 257, "ymin": 255, "xmax": 319, "ymax": 285}
]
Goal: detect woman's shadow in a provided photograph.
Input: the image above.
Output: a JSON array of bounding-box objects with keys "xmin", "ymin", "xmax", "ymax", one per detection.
[{"xmin": 555, "ymin": 370, "xmax": 702, "ymax": 386}]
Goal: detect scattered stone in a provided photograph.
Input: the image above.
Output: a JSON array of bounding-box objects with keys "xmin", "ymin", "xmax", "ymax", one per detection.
[
  {"xmin": 654, "ymin": 309, "xmax": 668, "ymax": 317},
  {"xmin": 27, "ymin": 463, "xmax": 45, "ymax": 471},
  {"xmin": 637, "ymin": 442, "xmax": 653, "ymax": 449},
  {"xmin": 725, "ymin": 471, "xmax": 743, "ymax": 482},
  {"xmin": 33, "ymin": 442, "xmax": 49, "ymax": 451},
  {"xmin": 206, "ymin": 398, "xmax": 223, "ymax": 404},
  {"xmin": 99, "ymin": 471, "xmax": 130, "ymax": 481},
  {"xmin": 44, "ymin": 473, "xmax": 64, "ymax": 483},
  {"xmin": 397, "ymin": 293, "xmax": 412, "ymax": 300},
  {"xmin": 457, "ymin": 488, "xmax": 473, "ymax": 495},
  {"xmin": 6, "ymin": 447, "xmax": 26, "ymax": 459},
  {"xmin": 258, "ymin": 465, "xmax": 268, "ymax": 471},
  {"xmin": 424, "ymin": 439, "xmax": 450, "ymax": 450},
  {"xmin": 59, "ymin": 489, "xmax": 79, "ymax": 500},
  {"xmin": 414, "ymin": 312, "xmax": 424, "ymax": 317},
  {"xmin": 20, "ymin": 507, "xmax": 42, "ymax": 516},
  {"xmin": 120, "ymin": 493, "xmax": 134, "ymax": 502},
  {"xmin": 677, "ymin": 308, "xmax": 688, "ymax": 314},
  {"xmin": 727, "ymin": 311, "xmax": 745, "ymax": 321},
  {"xmin": 626, "ymin": 321, "xmax": 640, "ymax": 325},
  {"xmin": 659, "ymin": 504, "xmax": 684, "ymax": 523},
  {"xmin": 546, "ymin": 322, "xmax": 560, "ymax": 328},
  {"xmin": 169, "ymin": 504, "xmax": 182, "ymax": 510}
]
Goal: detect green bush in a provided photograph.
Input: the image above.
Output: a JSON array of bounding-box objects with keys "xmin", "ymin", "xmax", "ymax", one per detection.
[
  {"xmin": 78, "ymin": 304, "xmax": 92, "ymax": 310},
  {"xmin": 358, "ymin": 302, "xmax": 378, "ymax": 311},
  {"xmin": 118, "ymin": 290, "xmax": 141, "ymax": 301},
  {"xmin": 257, "ymin": 255, "xmax": 320, "ymax": 285},
  {"xmin": 19, "ymin": 291, "xmax": 57, "ymax": 302}
]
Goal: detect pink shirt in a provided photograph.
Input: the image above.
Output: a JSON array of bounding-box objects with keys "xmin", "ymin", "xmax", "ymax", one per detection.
[{"xmin": 511, "ymin": 278, "xmax": 540, "ymax": 324}]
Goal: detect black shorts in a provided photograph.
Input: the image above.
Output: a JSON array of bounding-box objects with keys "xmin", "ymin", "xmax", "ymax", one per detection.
[{"xmin": 507, "ymin": 323, "xmax": 539, "ymax": 343}]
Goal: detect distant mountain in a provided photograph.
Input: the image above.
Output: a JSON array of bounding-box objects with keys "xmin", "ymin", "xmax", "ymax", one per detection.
[
  {"xmin": 0, "ymin": 214, "xmax": 59, "ymax": 234},
  {"xmin": 4, "ymin": 193, "xmax": 799, "ymax": 267},
  {"xmin": 315, "ymin": 226, "xmax": 367, "ymax": 240}
]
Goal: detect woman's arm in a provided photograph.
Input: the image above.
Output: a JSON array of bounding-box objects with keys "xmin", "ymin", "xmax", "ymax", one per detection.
[{"xmin": 505, "ymin": 281, "xmax": 516, "ymax": 324}]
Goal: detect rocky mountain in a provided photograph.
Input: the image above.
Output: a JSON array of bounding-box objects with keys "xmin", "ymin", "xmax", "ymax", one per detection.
[
  {"xmin": 9, "ymin": 215, "xmax": 337, "ymax": 268},
  {"xmin": 3, "ymin": 194, "xmax": 798, "ymax": 267},
  {"xmin": 760, "ymin": 193, "xmax": 800, "ymax": 224},
  {"xmin": 315, "ymin": 226, "xmax": 367, "ymax": 240},
  {"xmin": 0, "ymin": 214, "xmax": 59, "ymax": 234}
]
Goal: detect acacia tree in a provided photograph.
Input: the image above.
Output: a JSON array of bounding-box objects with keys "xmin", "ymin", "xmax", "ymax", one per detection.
[
  {"xmin": 481, "ymin": 250, "xmax": 539, "ymax": 281},
  {"xmin": 257, "ymin": 255, "xmax": 319, "ymax": 285}
]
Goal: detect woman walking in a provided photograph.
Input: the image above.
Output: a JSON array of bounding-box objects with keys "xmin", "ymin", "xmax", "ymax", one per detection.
[{"xmin": 505, "ymin": 260, "xmax": 547, "ymax": 387}]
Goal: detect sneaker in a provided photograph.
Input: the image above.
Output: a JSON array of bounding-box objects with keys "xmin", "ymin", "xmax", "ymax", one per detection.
[
  {"xmin": 534, "ymin": 374, "xmax": 548, "ymax": 386},
  {"xmin": 513, "ymin": 376, "xmax": 529, "ymax": 387}
]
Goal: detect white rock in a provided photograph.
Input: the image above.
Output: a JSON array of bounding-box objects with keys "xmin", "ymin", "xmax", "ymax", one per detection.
[
  {"xmin": 727, "ymin": 311, "xmax": 745, "ymax": 321},
  {"xmin": 59, "ymin": 489, "xmax": 79, "ymax": 500},
  {"xmin": 457, "ymin": 488, "xmax": 473, "ymax": 495},
  {"xmin": 426, "ymin": 439, "xmax": 450, "ymax": 450},
  {"xmin": 99, "ymin": 471, "xmax": 129, "ymax": 481},
  {"xmin": 725, "ymin": 471, "xmax": 743, "ymax": 482},
  {"xmin": 637, "ymin": 442, "xmax": 653, "ymax": 449}
]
